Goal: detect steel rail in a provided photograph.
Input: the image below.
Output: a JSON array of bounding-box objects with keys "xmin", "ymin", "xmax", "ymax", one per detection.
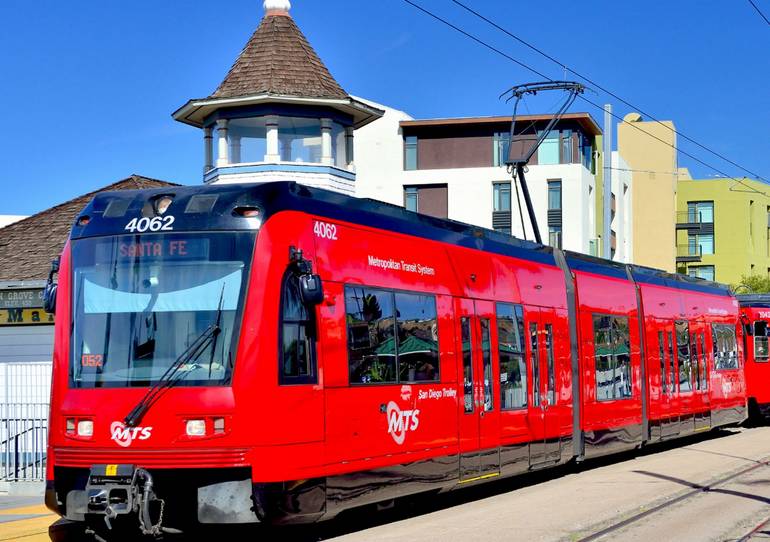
[{"xmin": 576, "ymin": 459, "xmax": 770, "ymax": 542}]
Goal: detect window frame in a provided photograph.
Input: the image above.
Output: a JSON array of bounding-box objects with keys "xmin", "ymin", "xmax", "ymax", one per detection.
[
  {"xmin": 711, "ymin": 323, "xmax": 739, "ymax": 371},
  {"xmin": 278, "ymin": 270, "xmax": 318, "ymax": 385},
  {"xmin": 658, "ymin": 330, "xmax": 667, "ymax": 395},
  {"xmin": 404, "ymin": 186, "xmax": 419, "ymax": 213},
  {"xmin": 493, "ymin": 181, "xmax": 512, "ymax": 212},
  {"xmin": 404, "ymin": 135, "xmax": 418, "ymax": 171},
  {"xmin": 676, "ymin": 320, "xmax": 693, "ymax": 393},
  {"xmin": 547, "ymin": 180, "xmax": 562, "ymax": 211},
  {"xmin": 344, "ymin": 285, "xmax": 440, "ymax": 386},
  {"xmin": 592, "ymin": 313, "xmax": 633, "ymax": 402},
  {"xmin": 497, "ymin": 302, "xmax": 527, "ymax": 411}
]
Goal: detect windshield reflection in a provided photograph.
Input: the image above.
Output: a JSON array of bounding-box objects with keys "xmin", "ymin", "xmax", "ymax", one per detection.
[{"xmin": 71, "ymin": 232, "xmax": 254, "ymax": 387}]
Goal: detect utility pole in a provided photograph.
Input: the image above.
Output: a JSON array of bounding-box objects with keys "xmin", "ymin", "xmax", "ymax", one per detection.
[{"xmin": 603, "ymin": 104, "xmax": 612, "ymax": 260}]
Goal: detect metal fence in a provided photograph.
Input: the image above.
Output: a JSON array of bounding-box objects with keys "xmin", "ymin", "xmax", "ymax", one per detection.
[{"xmin": 0, "ymin": 362, "xmax": 51, "ymax": 481}]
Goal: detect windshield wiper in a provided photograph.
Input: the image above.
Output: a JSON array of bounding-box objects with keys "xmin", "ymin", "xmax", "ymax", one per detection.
[
  {"xmin": 123, "ymin": 322, "xmax": 221, "ymax": 427},
  {"xmin": 123, "ymin": 285, "xmax": 226, "ymax": 428}
]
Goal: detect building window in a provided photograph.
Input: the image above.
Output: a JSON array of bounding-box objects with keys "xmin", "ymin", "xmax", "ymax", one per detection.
[
  {"xmin": 593, "ymin": 314, "xmax": 632, "ymax": 400},
  {"xmin": 712, "ymin": 323, "xmax": 738, "ymax": 370},
  {"xmin": 404, "ymin": 135, "xmax": 418, "ymax": 170},
  {"xmin": 493, "ymin": 132, "xmax": 511, "ymax": 167},
  {"xmin": 278, "ymin": 116, "xmax": 323, "ymax": 163},
  {"xmin": 547, "ymin": 180, "xmax": 562, "ymax": 248},
  {"xmin": 493, "ymin": 182, "xmax": 511, "ymax": 212},
  {"xmin": 548, "ymin": 180, "xmax": 562, "ymax": 210},
  {"xmin": 497, "ymin": 303, "xmax": 526, "ymax": 410},
  {"xmin": 227, "ymin": 117, "xmax": 267, "ymax": 164},
  {"xmin": 492, "ymin": 182, "xmax": 512, "ymax": 233},
  {"xmin": 687, "ymin": 233, "xmax": 714, "ymax": 255},
  {"xmin": 402, "ymin": 185, "xmax": 448, "ymax": 218},
  {"xmin": 549, "ymin": 226, "xmax": 562, "ymax": 249},
  {"xmin": 345, "ymin": 286, "xmax": 439, "ymax": 384},
  {"xmin": 538, "ymin": 130, "xmax": 560, "ymax": 165},
  {"xmin": 688, "ymin": 265, "xmax": 715, "ymax": 281},
  {"xmin": 580, "ymin": 132, "xmax": 594, "ymax": 172},
  {"xmin": 404, "ymin": 186, "xmax": 418, "ymax": 212},
  {"xmin": 561, "ymin": 129, "xmax": 573, "ymax": 163},
  {"xmin": 279, "ymin": 272, "xmax": 317, "ymax": 384},
  {"xmin": 687, "ymin": 201, "xmax": 713, "ymax": 223}
]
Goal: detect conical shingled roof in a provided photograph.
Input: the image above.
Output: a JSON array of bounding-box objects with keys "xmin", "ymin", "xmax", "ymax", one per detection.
[{"xmin": 211, "ymin": 12, "xmax": 348, "ymax": 100}]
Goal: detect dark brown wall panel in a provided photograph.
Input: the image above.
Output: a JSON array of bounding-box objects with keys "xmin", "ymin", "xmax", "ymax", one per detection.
[
  {"xmin": 418, "ymin": 185, "xmax": 448, "ymax": 218},
  {"xmin": 418, "ymin": 137, "xmax": 492, "ymax": 169}
]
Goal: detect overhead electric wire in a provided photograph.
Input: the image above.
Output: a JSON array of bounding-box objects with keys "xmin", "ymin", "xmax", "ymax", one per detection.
[
  {"xmin": 401, "ymin": 0, "xmax": 770, "ymax": 200},
  {"xmin": 450, "ymin": 0, "xmax": 770, "ymax": 185},
  {"xmin": 748, "ymin": 0, "xmax": 770, "ymax": 25}
]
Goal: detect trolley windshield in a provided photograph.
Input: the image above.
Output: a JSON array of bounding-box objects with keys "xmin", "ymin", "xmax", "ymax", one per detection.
[{"xmin": 70, "ymin": 232, "xmax": 255, "ymax": 388}]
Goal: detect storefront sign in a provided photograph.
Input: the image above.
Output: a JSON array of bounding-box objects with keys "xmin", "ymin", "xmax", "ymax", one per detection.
[
  {"xmin": 0, "ymin": 289, "xmax": 44, "ymax": 309},
  {"xmin": 0, "ymin": 307, "xmax": 54, "ymax": 326},
  {"xmin": 0, "ymin": 289, "xmax": 54, "ymax": 325}
]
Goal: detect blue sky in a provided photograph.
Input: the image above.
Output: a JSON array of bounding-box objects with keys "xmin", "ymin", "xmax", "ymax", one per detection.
[{"xmin": 1, "ymin": 0, "xmax": 768, "ymax": 215}]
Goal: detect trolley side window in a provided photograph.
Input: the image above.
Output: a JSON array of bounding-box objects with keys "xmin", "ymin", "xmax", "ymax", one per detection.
[
  {"xmin": 592, "ymin": 314, "xmax": 632, "ymax": 401},
  {"xmin": 461, "ymin": 317, "xmax": 474, "ymax": 413},
  {"xmin": 712, "ymin": 323, "xmax": 739, "ymax": 370},
  {"xmin": 344, "ymin": 286, "xmax": 439, "ymax": 385},
  {"xmin": 658, "ymin": 331, "xmax": 667, "ymax": 395},
  {"xmin": 394, "ymin": 292, "xmax": 440, "ymax": 383},
  {"xmin": 754, "ymin": 321, "xmax": 769, "ymax": 362},
  {"xmin": 480, "ymin": 318, "xmax": 493, "ymax": 411},
  {"xmin": 700, "ymin": 333, "xmax": 708, "ymax": 389},
  {"xmin": 667, "ymin": 331, "xmax": 676, "ymax": 393},
  {"xmin": 279, "ymin": 272, "xmax": 317, "ymax": 384},
  {"xmin": 497, "ymin": 303, "xmax": 527, "ymax": 410},
  {"xmin": 676, "ymin": 321, "xmax": 693, "ymax": 393}
]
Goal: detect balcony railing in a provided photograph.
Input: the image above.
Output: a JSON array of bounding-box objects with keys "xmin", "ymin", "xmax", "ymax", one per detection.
[
  {"xmin": 676, "ymin": 211, "xmax": 713, "ymax": 230},
  {"xmin": 676, "ymin": 244, "xmax": 702, "ymax": 263}
]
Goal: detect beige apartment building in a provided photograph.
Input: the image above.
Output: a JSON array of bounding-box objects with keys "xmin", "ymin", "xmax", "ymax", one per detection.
[{"xmin": 617, "ymin": 113, "xmax": 679, "ymax": 273}]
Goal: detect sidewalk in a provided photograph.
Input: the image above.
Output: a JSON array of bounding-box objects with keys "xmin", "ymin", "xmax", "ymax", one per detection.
[{"xmin": 0, "ymin": 495, "xmax": 57, "ymax": 542}]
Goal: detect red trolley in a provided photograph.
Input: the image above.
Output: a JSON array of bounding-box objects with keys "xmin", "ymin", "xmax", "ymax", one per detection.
[{"xmin": 44, "ymin": 182, "xmax": 747, "ymax": 534}]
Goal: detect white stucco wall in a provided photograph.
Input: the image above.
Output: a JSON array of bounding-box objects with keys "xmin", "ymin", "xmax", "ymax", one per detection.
[
  {"xmin": 355, "ymin": 103, "xmax": 597, "ymax": 255},
  {"xmin": 612, "ymin": 152, "xmax": 633, "ymax": 263},
  {"xmin": 353, "ymin": 98, "xmax": 414, "ymax": 203}
]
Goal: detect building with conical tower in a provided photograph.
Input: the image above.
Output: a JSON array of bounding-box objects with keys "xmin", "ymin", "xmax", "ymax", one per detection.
[{"xmin": 172, "ymin": 0, "xmax": 383, "ymax": 195}]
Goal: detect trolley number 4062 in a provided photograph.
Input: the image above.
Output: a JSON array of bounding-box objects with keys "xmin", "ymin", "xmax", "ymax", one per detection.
[
  {"xmin": 124, "ymin": 216, "xmax": 175, "ymax": 233},
  {"xmin": 313, "ymin": 221, "xmax": 338, "ymax": 240}
]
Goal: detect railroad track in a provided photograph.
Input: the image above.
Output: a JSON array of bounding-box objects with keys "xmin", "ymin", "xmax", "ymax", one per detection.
[
  {"xmin": 576, "ymin": 459, "xmax": 770, "ymax": 542},
  {"xmin": 737, "ymin": 514, "xmax": 770, "ymax": 542}
]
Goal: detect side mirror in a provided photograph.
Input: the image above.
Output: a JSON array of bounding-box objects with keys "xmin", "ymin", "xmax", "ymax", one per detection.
[
  {"xmin": 43, "ymin": 257, "xmax": 59, "ymax": 314},
  {"xmin": 299, "ymin": 274, "xmax": 323, "ymax": 306}
]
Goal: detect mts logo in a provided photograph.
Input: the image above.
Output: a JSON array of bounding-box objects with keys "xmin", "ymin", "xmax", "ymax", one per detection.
[{"xmin": 386, "ymin": 401, "xmax": 420, "ymax": 445}]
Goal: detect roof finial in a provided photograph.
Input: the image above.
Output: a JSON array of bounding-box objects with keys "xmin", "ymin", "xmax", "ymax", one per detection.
[{"xmin": 263, "ymin": 0, "xmax": 291, "ymax": 15}]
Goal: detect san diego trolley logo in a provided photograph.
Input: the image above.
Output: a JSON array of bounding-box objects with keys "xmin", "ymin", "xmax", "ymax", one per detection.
[
  {"xmin": 110, "ymin": 422, "xmax": 152, "ymax": 448},
  {"xmin": 386, "ymin": 401, "xmax": 420, "ymax": 445}
]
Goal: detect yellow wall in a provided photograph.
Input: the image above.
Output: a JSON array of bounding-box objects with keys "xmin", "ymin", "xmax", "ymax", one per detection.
[
  {"xmin": 677, "ymin": 178, "xmax": 770, "ymax": 285},
  {"xmin": 617, "ymin": 113, "xmax": 677, "ymax": 272}
]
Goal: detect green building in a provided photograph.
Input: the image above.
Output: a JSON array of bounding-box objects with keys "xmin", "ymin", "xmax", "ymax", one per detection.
[{"xmin": 676, "ymin": 177, "xmax": 770, "ymax": 285}]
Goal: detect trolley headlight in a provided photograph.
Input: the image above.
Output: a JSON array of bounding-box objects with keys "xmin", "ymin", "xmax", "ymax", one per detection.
[
  {"xmin": 66, "ymin": 418, "xmax": 76, "ymax": 435},
  {"xmin": 77, "ymin": 420, "xmax": 94, "ymax": 437},
  {"xmin": 186, "ymin": 419, "xmax": 206, "ymax": 437}
]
